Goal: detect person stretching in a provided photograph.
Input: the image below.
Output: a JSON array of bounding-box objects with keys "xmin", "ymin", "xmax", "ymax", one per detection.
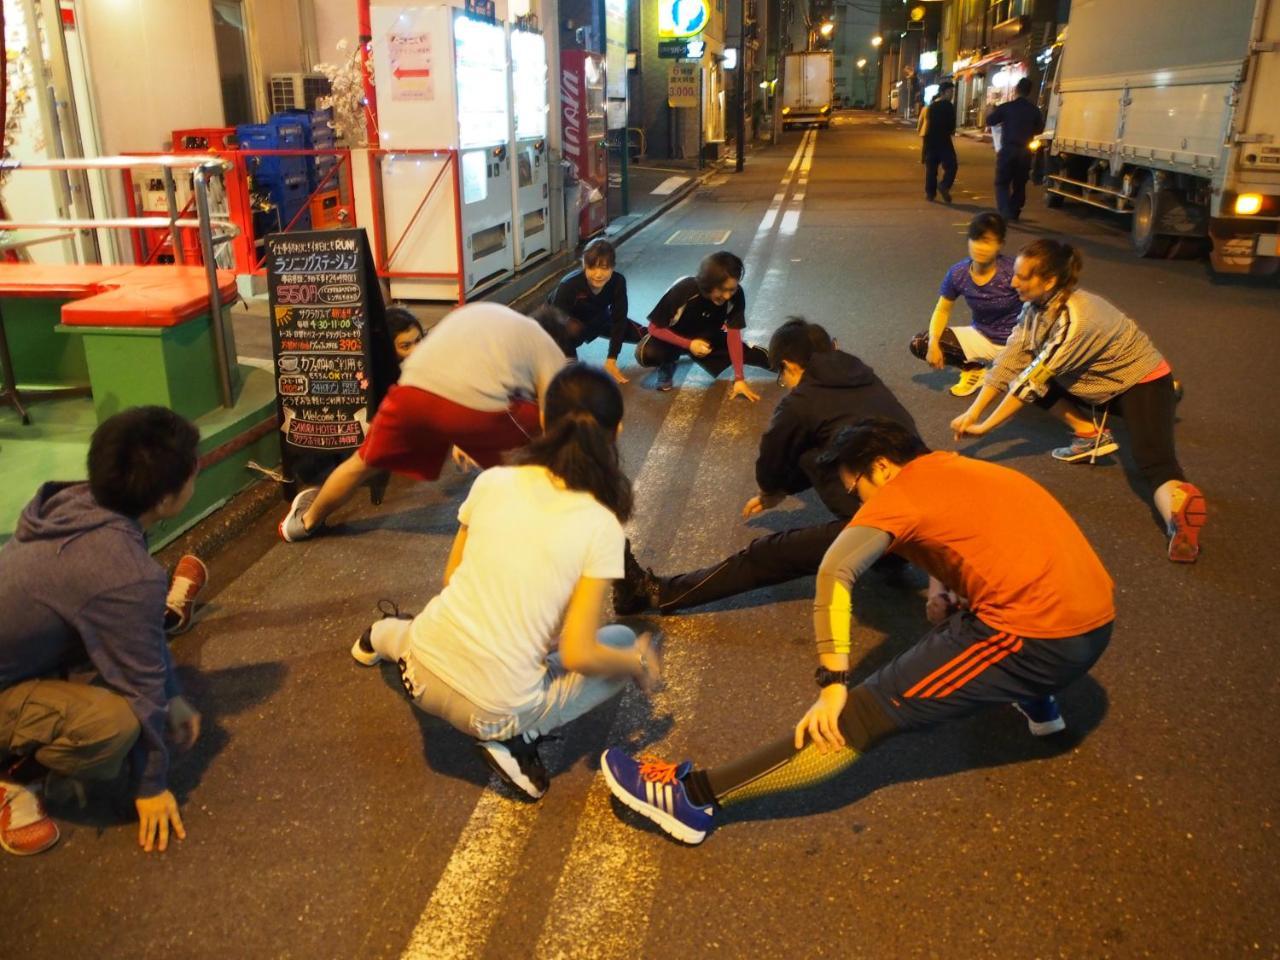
[
  {"xmin": 615, "ymin": 318, "xmax": 919, "ymax": 615},
  {"xmin": 547, "ymin": 237, "xmax": 645, "ymax": 384},
  {"xmin": 351, "ymin": 363, "xmax": 662, "ymax": 800},
  {"xmin": 636, "ymin": 250, "xmax": 770, "ymax": 400},
  {"xmin": 909, "ymin": 212, "xmax": 1022, "ymax": 397},
  {"xmin": 951, "ymin": 239, "xmax": 1206, "ymax": 562},
  {"xmin": 599, "ymin": 419, "xmax": 1114, "ymax": 844},
  {"xmin": 279, "ymin": 302, "xmax": 575, "ymax": 542}
]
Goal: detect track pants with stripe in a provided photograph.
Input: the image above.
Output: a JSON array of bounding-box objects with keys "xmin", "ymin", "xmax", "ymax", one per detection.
[{"xmin": 688, "ymin": 612, "xmax": 1112, "ymax": 808}]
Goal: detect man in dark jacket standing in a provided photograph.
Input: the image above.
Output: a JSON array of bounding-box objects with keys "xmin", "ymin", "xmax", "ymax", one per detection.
[
  {"xmin": 0, "ymin": 407, "xmax": 203, "ymax": 856},
  {"xmin": 615, "ymin": 318, "xmax": 920, "ymax": 614},
  {"xmin": 921, "ymin": 82, "xmax": 958, "ymax": 203},
  {"xmin": 986, "ymin": 78, "xmax": 1045, "ymax": 221}
]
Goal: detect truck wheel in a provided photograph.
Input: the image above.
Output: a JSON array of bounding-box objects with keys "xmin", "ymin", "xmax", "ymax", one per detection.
[
  {"xmin": 1044, "ymin": 189, "xmax": 1065, "ymax": 209},
  {"xmin": 1131, "ymin": 178, "xmax": 1174, "ymax": 259}
]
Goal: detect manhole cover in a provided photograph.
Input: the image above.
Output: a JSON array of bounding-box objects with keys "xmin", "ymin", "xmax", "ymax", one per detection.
[{"xmin": 665, "ymin": 229, "xmax": 732, "ymax": 245}]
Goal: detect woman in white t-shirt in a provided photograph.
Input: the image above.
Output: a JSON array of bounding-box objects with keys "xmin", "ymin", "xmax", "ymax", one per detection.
[{"xmin": 351, "ymin": 363, "xmax": 662, "ymax": 799}]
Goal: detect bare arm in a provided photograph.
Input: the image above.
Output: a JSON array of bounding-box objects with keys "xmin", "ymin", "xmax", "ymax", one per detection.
[{"xmin": 558, "ymin": 578, "xmax": 658, "ymax": 687}]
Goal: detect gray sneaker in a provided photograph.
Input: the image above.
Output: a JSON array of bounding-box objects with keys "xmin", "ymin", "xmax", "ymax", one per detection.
[
  {"xmin": 1051, "ymin": 429, "xmax": 1119, "ymax": 464},
  {"xmin": 278, "ymin": 487, "xmax": 319, "ymax": 542}
]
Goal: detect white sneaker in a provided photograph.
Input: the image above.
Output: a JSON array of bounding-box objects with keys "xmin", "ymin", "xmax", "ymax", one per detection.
[{"xmin": 0, "ymin": 780, "xmax": 59, "ymax": 856}]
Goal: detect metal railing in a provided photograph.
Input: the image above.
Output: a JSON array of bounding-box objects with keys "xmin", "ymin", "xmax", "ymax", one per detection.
[{"xmin": 0, "ymin": 155, "xmax": 241, "ymax": 408}]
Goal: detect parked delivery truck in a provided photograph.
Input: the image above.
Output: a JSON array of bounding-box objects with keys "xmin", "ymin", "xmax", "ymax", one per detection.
[
  {"xmin": 1041, "ymin": 0, "xmax": 1279, "ymax": 275},
  {"xmin": 782, "ymin": 51, "xmax": 834, "ymax": 130}
]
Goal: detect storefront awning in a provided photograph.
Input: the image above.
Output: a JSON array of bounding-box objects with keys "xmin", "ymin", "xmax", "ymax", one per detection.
[{"xmin": 951, "ymin": 50, "xmax": 1013, "ymax": 75}]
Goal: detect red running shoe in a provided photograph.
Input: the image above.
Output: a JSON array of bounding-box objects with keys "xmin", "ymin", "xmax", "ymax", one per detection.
[
  {"xmin": 0, "ymin": 780, "xmax": 59, "ymax": 856},
  {"xmin": 165, "ymin": 554, "xmax": 208, "ymax": 635},
  {"xmin": 1167, "ymin": 482, "xmax": 1207, "ymax": 563}
]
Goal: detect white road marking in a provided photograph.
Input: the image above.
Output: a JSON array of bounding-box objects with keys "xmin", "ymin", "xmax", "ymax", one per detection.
[
  {"xmin": 780, "ymin": 209, "xmax": 801, "ymax": 236},
  {"xmin": 651, "ymin": 176, "xmax": 690, "ymax": 195}
]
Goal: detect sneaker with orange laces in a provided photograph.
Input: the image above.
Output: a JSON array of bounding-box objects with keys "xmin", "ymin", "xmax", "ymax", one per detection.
[
  {"xmin": 600, "ymin": 748, "xmax": 714, "ymax": 844},
  {"xmin": 1167, "ymin": 481, "xmax": 1207, "ymax": 563},
  {"xmin": 0, "ymin": 779, "xmax": 59, "ymax": 856},
  {"xmin": 164, "ymin": 554, "xmax": 208, "ymax": 635}
]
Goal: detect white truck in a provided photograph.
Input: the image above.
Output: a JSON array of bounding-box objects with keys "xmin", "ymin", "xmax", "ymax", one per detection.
[
  {"xmin": 1041, "ymin": 0, "xmax": 1280, "ymax": 275},
  {"xmin": 782, "ymin": 51, "xmax": 834, "ymax": 129}
]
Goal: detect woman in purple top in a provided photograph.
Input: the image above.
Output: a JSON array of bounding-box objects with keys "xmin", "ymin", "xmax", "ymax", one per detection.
[{"xmin": 909, "ymin": 212, "xmax": 1022, "ymax": 397}]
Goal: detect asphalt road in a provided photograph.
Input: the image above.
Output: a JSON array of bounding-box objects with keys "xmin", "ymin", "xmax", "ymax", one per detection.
[{"xmin": 5, "ymin": 113, "xmax": 1279, "ymax": 960}]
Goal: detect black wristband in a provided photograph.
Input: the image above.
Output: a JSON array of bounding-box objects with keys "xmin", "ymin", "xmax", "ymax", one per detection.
[{"xmin": 815, "ymin": 666, "xmax": 851, "ymax": 688}]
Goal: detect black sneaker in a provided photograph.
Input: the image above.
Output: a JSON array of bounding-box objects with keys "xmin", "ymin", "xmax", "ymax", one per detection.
[
  {"xmin": 939, "ymin": 187, "xmax": 952, "ymax": 204},
  {"xmin": 351, "ymin": 599, "xmax": 415, "ymax": 667},
  {"xmin": 477, "ymin": 735, "xmax": 549, "ymax": 800},
  {"xmin": 613, "ymin": 541, "xmax": 660, "ymax": 615}
]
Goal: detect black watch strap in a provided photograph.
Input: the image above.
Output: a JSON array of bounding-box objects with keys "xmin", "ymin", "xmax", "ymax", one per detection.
[{"xmin": 815, "ymin": 666, "xmax": 851, "ymax": 688}]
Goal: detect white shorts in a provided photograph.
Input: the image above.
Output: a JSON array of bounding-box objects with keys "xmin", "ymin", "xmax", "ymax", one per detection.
[{"xmin": 951, "ymin": 325, "xmax": 1007, "ymax": 363}]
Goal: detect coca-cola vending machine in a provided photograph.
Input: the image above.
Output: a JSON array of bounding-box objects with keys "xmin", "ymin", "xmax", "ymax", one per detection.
[{"xmin": 560, "ymin": 50, "xmax": 608, "ymax": 239}]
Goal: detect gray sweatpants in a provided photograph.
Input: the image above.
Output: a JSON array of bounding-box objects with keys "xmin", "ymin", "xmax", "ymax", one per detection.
[
  {"xmin": 370, "ymin": 618, "xmax": 636, "ymax": 742},
  {"xmin": 0, "ymin": 679, "xmax": 141, "ymax": 781}
]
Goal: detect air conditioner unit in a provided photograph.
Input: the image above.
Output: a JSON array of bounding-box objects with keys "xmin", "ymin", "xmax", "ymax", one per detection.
[{"xmin": 269, "ymin": 72, "xmax": 332, "ymax": 113}]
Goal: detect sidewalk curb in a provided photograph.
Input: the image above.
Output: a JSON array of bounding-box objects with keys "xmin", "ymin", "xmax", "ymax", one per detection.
[{"xmin": 162, "ymin": 159, "xmax": 731, "ymax": 569}]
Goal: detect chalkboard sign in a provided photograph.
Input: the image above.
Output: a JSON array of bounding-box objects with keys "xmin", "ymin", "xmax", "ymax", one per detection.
[{"xmin": 266, "ymin": 228, "xmax": 395, "ymax": 487}]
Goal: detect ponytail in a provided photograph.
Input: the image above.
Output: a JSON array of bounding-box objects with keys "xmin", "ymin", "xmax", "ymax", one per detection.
[{"xmin": 510, "ymin": 363, "xmax": 634, "ymax": 521}]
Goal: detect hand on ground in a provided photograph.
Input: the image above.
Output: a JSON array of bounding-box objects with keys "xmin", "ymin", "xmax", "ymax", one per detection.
[
  {"xmin": 731, "ymin": 379, "xmax": 761, "ymax": 403},
  {"xmin": 742, "ymin": 491, "xmax": 784, "ymax": 519},
  {"xmin": 135, "ymin": 790, "xmax": 186, "ymax": 853},
  {"xmin": 604, "ymin": 359, "xmax": 629, "ymax": 384}
]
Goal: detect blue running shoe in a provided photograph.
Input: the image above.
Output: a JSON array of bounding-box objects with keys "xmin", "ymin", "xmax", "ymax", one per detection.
[
  {"xmin": 1013, "ymin": 696, "xmax": 1067, "ymax": 736},
  {"xmin": 600, "ymin": 748, "xmax": 714, "ymax": 845}
]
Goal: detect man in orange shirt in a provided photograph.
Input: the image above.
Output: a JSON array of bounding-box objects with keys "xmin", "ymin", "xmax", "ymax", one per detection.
[{"xmin": 600, "ymin": 418, "xmax": 1115, "ymax": 844}]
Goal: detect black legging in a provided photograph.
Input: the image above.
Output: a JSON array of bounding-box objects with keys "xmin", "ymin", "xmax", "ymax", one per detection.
[
  {"xmin": 1036, "ymin": 374, "xmax": 1184, "ymax": 492},
  {"xmin": 635, "ymin": 331, "xmax": 770, "ymax": 379},
  {"xmin": 909, "ymin": 329, "xmax": 984, "ymax": 370}
]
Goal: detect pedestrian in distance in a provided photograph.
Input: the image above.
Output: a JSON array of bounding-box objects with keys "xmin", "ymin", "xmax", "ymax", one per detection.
[
  {"xmin": 546, "ymin": 237, "xmax": 646, "ymax": 385},
  {"xmin": 921, "ymin": 81, "xmax": 958, "ymax": 204},
  {"xmin": 615, "ymin": 318, "xmax": 920, "ymax": 616},
  {"xmin": 599, "ymin": 419, "xmax": 1115, "ymax": 844},
  {"xmin": 909, "ymin": 211, "xmax": 1022, "ymax": 397},
  {"xmin": 278, "ymin": 302, "xmax": 578, "ymax": 542},
  {"xmin": 635, "ymin": 250, "xmax": 771, "ymax": 401},
  {"xmin": 986, "ymin": 77, "xmax": 1044, "ymax": 222},
  {"xmin": 0, "ymin": 407, "xmax": 207, "ymax": 856},
  {"xmin": 951, "ymin": 239, "xmax": 1206, "ymax": 562},
  {"xmin": 351, "ymin": 363, "xmax": 662, "ymax": 800}
]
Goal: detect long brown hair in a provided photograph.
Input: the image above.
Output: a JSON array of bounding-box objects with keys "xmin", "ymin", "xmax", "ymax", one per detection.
[{"xmin": 510, "ymin": 364, "xmax": 633, "ymax": 521}]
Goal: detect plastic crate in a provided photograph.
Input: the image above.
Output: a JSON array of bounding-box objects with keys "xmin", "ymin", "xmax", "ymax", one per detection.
[{"xmin": 236, "ymin": 122, "xmax": 306, "ymax": 150}]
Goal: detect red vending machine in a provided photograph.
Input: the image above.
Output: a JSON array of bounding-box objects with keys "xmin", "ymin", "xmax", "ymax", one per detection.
[{"xmin": 560, "ymin": 50, "xmax": 608, "ymax": 238}]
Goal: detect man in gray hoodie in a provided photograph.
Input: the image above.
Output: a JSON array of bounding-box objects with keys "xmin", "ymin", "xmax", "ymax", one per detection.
[{"xmin": 0, "ymin": 406, "xmax": 203, "ymax": 855}]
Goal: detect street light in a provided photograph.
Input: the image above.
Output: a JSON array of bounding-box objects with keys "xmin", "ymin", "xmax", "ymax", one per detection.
[
  {"xmin": 856, "ymin": 57, "xmax": 867, "ymax": 68},
  {"xmin": 871, "ymin": 35, "xmax": 882, "ymax": 47},
  {"xmin": 818, "ymin": 20, "xmax": 834, "ymax": 37}
]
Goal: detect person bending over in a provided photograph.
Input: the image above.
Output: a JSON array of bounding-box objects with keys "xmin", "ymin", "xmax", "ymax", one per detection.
[
  {"xmin": 599, "ymin": 419, "xmax": 1114, "ymax": 844},
  {"xmin": 615, "ymin": 318, "xmax": 919, "ymax": 615},
  {"xmin": 909, "ymin": 211, "xmax": 1021, "ymax": 397},
  {"xmin": 951, "ymin": 239, "xmax": 1206, "ymax": 562},
  {"xmin": 279, "ymin": 302, "xmax": 575, "ymax": 542},
  {"xmin": 0, "ymin": 407, "xmax": 205, "ymax": 856},
  {"xmin": 636, "ymin": 250, "xmax": 770, "ymax": 400},
  {"xmin": 351, "ymin": 364, "xmax": 662, "ymax": 800},
  {"xmin": 547, "ymin": 237, "xmax": 645, "ymax": 384}
]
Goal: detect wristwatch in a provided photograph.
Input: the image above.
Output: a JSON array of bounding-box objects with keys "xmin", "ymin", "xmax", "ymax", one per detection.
[{"xmin": 814, "ymin": 666, "xmax": 851, "ymax": 688}]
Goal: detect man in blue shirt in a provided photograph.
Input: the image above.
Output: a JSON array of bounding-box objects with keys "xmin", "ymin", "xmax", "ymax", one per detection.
[{"xmin": 986, "ymin": 78, "xmax": 1044, "ymax": 221}]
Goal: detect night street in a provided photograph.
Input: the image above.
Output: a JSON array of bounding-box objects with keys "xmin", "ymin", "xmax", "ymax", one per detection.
[{"xmin": 5, "ymin": 114, "xmax": 1280, "ymax": 958}]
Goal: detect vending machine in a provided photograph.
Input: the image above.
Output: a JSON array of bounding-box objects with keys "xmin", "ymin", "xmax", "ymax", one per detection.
[
  {"xmin": 372, "ymin": 5, "xmax": 515, "ymax": 299},
  {"xmin": 508, "ymin": 27, "xmax": 550, "ymax": 265},
  {"xmin": 560, "ymin": 50, "xmax": 608, "ymax": 239}
]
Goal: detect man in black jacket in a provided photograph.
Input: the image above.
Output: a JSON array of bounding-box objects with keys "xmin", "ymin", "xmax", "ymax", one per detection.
[
  {"xmin": 615, "ymin": 318, "xmax": 920, "ymax": 615},
  {"xmin": 986, "ymin": 78, "xmax": 1044, "ymax": 221},
  {"xmin": 921, "ymin": 82, "xmax": 958, "ymax": 204}
]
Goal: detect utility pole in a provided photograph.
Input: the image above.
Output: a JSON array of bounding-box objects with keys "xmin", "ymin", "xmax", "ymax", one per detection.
[{"xmin": 735, "ymin": 0, "xmax": 746, "ymax": 171}]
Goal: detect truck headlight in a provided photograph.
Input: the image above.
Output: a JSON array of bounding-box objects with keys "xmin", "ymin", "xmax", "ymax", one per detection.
[
  {"xmin": 1029, "ymin": 138, "xmax": 1042, "ymax": 152},
  {"xmin": 1234, "ymin": 193, "xmax": 1263, "ymax": 216},
  {"xmin": 781, "ymin": 107, "xmax": 791, "ymax": 115}
]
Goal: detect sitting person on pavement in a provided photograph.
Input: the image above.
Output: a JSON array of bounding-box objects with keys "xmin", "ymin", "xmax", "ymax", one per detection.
[
  {"xmin": 0, "ymin": 407, "xmax": 205, "ymax": 856},
  {"xmin": 909, "ymin": 211, "xmax": 1022, "ymax": 398},
  {"xmin": 279, "ymin": 302, "xmax": 576, "ymax": 542},
  {"xmin": 615, "ymin": 318, "xmax": 920, "ymax": 616},
  {"xmin": 600, "ymin": 419, "xmax": 1115, "ymax": 845},
  {"xmin": 351, "ymin": 363, "xmax": 662, "ymax": 801},
  {"xmin": 546, "ymin": 237, "xmax": 645, "ymax": 384},
  {"xmin": 951, "ymin": 239, "xmax": 1206, "ymax": 562},
  {"xmin": 635, "ymin": 250, "xmax": 770, "ymax": 400}
]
